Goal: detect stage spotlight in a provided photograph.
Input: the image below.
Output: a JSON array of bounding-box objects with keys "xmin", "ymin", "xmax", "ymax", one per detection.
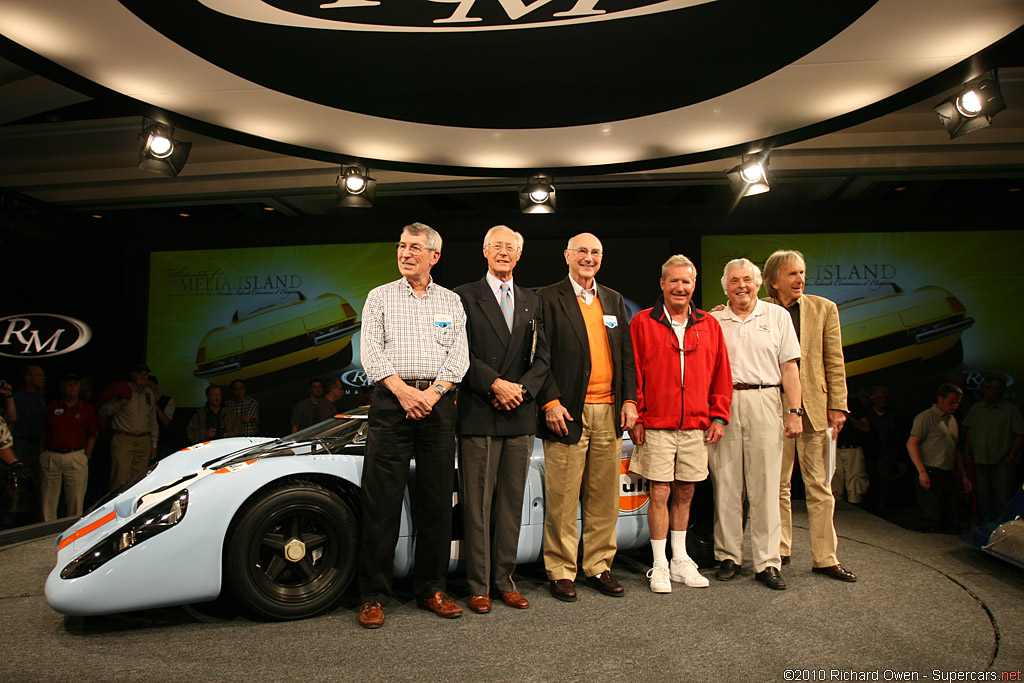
[
  {"xmin": 726, "ymin": 155, "xmax": 771, "ymax": 198},
  {"xmin": 138, "ymin": 122, "xmax": 191, "ymax": 177},
  {"xmin": 519, "ymin": 175, "xmax": 556, "ymax": 214},
  {"xmin": 337, "ymin": 164, "xmax": 376, "ymax": 208},
  {"xmin": 934, "ymin": 70, "xmax": 1006, "ymax": 139}
]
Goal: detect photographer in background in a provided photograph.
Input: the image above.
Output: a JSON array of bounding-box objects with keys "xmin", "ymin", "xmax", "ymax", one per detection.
[{"xmin": 186, "ymin": 385, "xmax": 240, "ymax": 444}]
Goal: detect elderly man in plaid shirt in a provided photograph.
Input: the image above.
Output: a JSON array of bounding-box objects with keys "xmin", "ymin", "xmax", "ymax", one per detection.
[{"xmin": 356, "ymin": 222, "xmax": 470, "ymax": 629}]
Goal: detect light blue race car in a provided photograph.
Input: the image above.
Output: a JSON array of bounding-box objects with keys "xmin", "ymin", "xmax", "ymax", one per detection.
[{"xmin": 46, "ymin": 412, "xmax": 671, "ymax": 621}]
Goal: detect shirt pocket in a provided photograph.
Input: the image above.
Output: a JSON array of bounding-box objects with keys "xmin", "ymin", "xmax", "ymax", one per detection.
[{"xmin": 433, "ymin": 325, "xmax": 456, "ymax": 347}]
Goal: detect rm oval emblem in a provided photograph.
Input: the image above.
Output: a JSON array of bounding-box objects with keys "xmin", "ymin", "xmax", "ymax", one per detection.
[
  {"xmin": 198, "ymin": 0, "xmax": 716, "ymax": 32},
  {"xmin": 0, "ymin": 314, "xmax": 93, "ymax": 359}
]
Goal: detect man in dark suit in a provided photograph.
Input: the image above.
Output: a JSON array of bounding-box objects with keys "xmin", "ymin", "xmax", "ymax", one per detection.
[
  {"xmin": 454, "ymin": 225, "xmax": 550, "ymax": 615},
  {"xmin": 537, "ymin": 232, "xmax": 637, "ymax": 602}
]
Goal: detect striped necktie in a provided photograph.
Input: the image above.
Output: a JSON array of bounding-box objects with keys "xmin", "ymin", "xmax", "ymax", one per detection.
[{"xmin": 500, "ymin": 283, "xmax": 513, "ymax": 332}]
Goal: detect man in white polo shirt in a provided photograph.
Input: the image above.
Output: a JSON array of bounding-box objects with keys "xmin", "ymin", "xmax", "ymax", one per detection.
[{"xmin": 710, "ymin": 258, "xmax": 803, "ymax": 590}]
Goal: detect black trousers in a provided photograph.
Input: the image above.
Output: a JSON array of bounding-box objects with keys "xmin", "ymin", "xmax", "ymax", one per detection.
[
  {"xmin": 358, "ymin": 387, "xmax": 457, "ymax": 604},
  {"xmin": 915, "ymin": 467, "xmax": 959, "ymax": 533}
]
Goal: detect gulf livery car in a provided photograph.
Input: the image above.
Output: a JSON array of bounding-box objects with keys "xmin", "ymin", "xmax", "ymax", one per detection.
[
  {"xmin": 837, "ymin": 284, "xmax": 974, "ymax": 377},
  {"xmin": 46, "ymin": 412, "xmax": 660, "ymax": 621},
  {"xmin": 193, "ymin": 292, "xmax": 359, "ymax": 383}
]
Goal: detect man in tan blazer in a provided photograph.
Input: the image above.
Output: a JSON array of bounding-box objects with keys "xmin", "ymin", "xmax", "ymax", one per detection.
[{"xmin": 764, "ymin": 250, "xmax": 856, "ymax": 582}]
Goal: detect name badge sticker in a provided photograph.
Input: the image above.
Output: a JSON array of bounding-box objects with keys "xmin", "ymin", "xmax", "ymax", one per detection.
[
  {"xmin": 603, "ymin": 315, "xmax": 618, "ymax": 329},
  {"xmin": 54, "ymin": 408, "xmax": 64, "ymax": 416},
  {"xmin": 758, "ymin": 323, "xmax": 770, "ymax": 332},
  {"xmin": 434, "ymin": 315, "xmax": 454, "ymax": 329}
]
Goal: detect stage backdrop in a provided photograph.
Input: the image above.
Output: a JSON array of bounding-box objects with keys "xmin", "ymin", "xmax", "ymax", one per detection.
[
  {"xmin": 148, "ymin": 243, "xmax": 396, "ymax": 419},
  {"xmin": 701, "ymin": 231, "xmax": 1023, "ymax": 407}
]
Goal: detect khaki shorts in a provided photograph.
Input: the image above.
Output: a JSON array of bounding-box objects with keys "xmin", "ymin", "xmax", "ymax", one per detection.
[{"xmin": 628, "ymin": 428, "xmax": 708, "ymax": 483}]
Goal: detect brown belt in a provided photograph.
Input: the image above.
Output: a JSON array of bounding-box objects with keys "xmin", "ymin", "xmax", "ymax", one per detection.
[
  {"xmin": 114, "ymin": 429, "xmax": 150, "ymax": 438},
  {"xmin": 402, "ymin": 379, "xmax": 434, "ymax": 390},
  {"xmin": 733, "ymin": 383, "xmax": 781, "ymax": 391}
]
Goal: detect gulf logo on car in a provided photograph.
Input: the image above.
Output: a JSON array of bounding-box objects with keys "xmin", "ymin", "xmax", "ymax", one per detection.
[{"xmin": 619, "ymin": 458, "xmax": 649, "ymax": 513}]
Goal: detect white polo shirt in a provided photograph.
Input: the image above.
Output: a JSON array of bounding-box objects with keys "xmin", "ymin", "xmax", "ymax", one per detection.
[{"xmin": 711, "ymin": 299, "xmax": 800, "ymax": 385}]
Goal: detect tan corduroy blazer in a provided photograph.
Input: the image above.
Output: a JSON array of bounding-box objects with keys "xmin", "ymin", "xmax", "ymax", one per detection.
[{"xmin": 767, "ymin": 293, "xmax": 848, "ymax": 432}]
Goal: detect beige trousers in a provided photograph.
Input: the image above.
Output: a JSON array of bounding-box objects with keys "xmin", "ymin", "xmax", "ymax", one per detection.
[
  {"xmin": 709, "ymin": 387, "xmax": 784, "ymax": 573},
  {"xmin": 40, "ymin": 449, "xmax": 89, "ymax": 522},
  {"xmin": 780, "ymin": 423, "xmax": 840, "ymax": 568},
  {"xmin": 542, "ymin": 403, "xmax": 621, "ymax": 581}
]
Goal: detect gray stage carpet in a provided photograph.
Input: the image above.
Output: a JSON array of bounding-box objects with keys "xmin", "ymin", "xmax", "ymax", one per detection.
[{"xmin": 2, "ymin": 502, "xmax": 1022, "ymax": 683}]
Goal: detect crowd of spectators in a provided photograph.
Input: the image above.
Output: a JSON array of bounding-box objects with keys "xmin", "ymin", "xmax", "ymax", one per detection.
[{"xmin": 0, "ymin": 361, "xmax": 363, "ymax": 530}]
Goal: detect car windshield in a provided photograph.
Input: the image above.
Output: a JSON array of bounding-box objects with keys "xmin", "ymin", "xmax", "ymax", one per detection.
[{"xmin": 233, "ymin": 291, "xmax": 305, "ymax": 321}]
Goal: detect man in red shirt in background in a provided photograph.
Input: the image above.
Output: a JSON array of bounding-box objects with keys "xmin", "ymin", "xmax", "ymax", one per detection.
[{"xmin": 41, "ymin": 374, "xmax": 97, "ymax": 522}]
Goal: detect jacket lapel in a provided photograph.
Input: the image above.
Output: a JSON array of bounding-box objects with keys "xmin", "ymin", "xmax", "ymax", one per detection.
[
  {"xmin": 557, "ymin": 277, "xmax": 588, "ymax": 349},
  {"xmin": 475, "ymin": 277, "xmax": 511, "ymax": 345}
]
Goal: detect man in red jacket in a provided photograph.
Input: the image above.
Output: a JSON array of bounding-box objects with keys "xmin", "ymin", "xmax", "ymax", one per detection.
[{"xmin": 628, "ymin": 254, "xmax": 732, "ymax": 593}]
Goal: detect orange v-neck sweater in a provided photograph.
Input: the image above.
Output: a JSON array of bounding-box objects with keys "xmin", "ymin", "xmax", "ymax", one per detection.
[{"xmin": 579, "ymin": 296, "xmax": 614, "ymax": 404}]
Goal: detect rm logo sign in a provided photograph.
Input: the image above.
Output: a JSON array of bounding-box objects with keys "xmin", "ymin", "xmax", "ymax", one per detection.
[{"xmin": 0, "ymin": 314, "xmax": 93, "ymax": 358}]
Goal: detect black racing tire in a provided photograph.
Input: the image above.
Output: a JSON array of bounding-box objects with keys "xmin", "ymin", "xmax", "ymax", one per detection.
[{"xmin": 224, "ymin": 482, "xmax": 358, "ymax": 620}]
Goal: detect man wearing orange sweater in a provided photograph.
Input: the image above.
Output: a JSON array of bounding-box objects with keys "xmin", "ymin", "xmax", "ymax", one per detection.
[{"xmin": 537, "ymin": 233, "xmax": 637, "ymax": 602}]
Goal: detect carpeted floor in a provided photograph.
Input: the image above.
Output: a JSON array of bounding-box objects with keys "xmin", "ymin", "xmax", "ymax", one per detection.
[{"xmin": 2, "ymin": 502, "xmax": 1022, "ymax": 683}]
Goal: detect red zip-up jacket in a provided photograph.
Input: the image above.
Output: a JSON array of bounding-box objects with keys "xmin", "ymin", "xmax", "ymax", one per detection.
[{"xmin": 630, "ymin": 298, "xmax": 732, "ymax": 431}]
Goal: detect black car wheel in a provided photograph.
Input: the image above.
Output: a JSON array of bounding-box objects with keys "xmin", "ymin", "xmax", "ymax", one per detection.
[{"xmin": 225, "ymin": 482, "xmax": 358, "ymax": 620}]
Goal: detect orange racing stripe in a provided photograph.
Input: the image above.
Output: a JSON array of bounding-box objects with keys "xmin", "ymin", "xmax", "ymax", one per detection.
[{"xmin": 58, "ymin": 511, "xmax": 117, "ymax": 551}]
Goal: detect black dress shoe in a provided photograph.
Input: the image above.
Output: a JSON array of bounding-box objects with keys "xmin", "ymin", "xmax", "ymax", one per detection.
[
  {"xmin": 715, "ymin": 559, "xmax": 739, "ymax": 581},
  {"xmin": 780, "ymin": 555, "xmax": 791, "ymax": 565},
  {"xmin": 812, "ymin": 564, "xmax": 857, "ymax": 582},
  {"xmin": 550, "ymin": 579, "xmax": 578, "ymax": 602},
  {"xmin": 586, "ymin": 570, "xmax": 625, "ymax": 597},
  {"xmin": 755, "ymin": 567, "xmax": 787, "ymax": 590}
]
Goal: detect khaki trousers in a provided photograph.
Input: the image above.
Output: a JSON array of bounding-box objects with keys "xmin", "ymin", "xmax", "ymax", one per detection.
[
  {"xmin": 709, "ymin": 387, "xmax": 783, "ymax": 573},
  {"xmin": 40, "ymin": 449, "xmax": 89, "ymax": 522},
  {"xmin": 780, "ymin": 423, "xmax": 839, "ymax": 567},
  {"xmin": 110, "ymin": 432, "xmax": 152, "ymax": 491},
  {"xmin": 542, "ymin": 403, "xmax": 620, "ymax": 581}
]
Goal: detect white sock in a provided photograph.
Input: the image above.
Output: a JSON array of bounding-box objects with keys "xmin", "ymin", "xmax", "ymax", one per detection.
[
  {"xmin": 670, "ymin": 530, "xmax": 689, "ymax": 562},
  {"xmin": 651, "ymin": 538, "xmax": 668, "ymax": 565}
]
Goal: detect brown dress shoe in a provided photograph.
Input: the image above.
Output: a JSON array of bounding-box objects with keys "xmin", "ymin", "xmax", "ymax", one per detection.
[
  {"xmin": 550, "ymin": 579, "xmax": 577, "ymax": 602},
  {"xmin": 586, "ymin": 570, "xmax": 625, "ymax": 597},
  {"xmin": 812, "ymin": 564, "xmax": 857, "ymax": 582},
  {"xmin": 417, "ymin": 591, "xmax": 463, "ymax": 618},
  {"xmin": 495, "ymin": 590, "xmax": 530, "ymax": 609},
  {"xmin": 467, "ymin": 595, "xmax": 491, "ymax": 614},
  {"xmin": 358, "ymin": 601, "xmax": 384, "ymax": 629},
  {"xmin": 780, "ymin": 555, "xmax": 791, "ymax": 565}
]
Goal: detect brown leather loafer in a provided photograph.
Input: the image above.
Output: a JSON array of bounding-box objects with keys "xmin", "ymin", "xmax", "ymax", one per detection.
[
  {"xmin": 495, "ymin": 590, "xmax": 529, "ymax": 609},
  {"xmin": 417, "ymin": 591, "xmax": 463, "ymax": 618},
  {"xmin": 467, "ymin": 595, "xmax": 491, "ymax": 614},
  {"xmin": 586, "ymin": 570, "xmax": 625, "ymax": 597},
  {"xmin": 550, "ymin": 579, "xmax": 577, "ymax": 602},
  {"xmin": 358, "ymin": 601, "xmax": 384, "ymax": 629},
  {"xmin": 812, "ymin": 563, "xmax": 857, "ymax": 582},
  {"xmin": 780, "ymin": 555, "xmax": 791, "ymax": 565}
]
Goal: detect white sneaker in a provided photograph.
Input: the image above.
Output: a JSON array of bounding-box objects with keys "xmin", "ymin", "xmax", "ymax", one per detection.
[
  {"xmin": 670, "ymin": 557, "xmax": 709, "ymax": 588},
  {"xmin": 647, "ymin": 562, "xmax": 672, "ymax": 593}
]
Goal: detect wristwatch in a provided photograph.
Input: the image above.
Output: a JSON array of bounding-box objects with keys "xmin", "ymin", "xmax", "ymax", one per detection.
[
  {"xmin": 432, "ymin": 383, "xmax": 447, "ymax": 396},
  {"xmin": 789, "ymin": 407, "xmax": 805, "ymax": 417}
]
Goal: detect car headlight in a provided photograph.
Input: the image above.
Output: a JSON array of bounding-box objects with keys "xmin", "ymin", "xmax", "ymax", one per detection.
[{"xmin": 60, "ymin": 490, "xmax": 189, "ymax": 579}]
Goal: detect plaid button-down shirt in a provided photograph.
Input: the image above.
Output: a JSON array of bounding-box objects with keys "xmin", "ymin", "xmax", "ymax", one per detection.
[
  {"xmin": 225, "ymin": 396, "xmax": 260, "ymax": 437},
  {"xmin": 360, "ymin": 277, "xmax": 469, "ymax": 386}
]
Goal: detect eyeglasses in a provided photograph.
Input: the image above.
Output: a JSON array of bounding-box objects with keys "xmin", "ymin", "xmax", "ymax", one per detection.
[
  {"xmin": 396, "ymin": 242, "xmax": 433, "ymax": 255},
  {"xmin": 669, "ymin": 328, "xmax": 699, "ymax": 354},
  {"xmin": 571, "ymin": 247, "xmax": 602, "ymax": 258},
  {"xmin": 487, "ymin": 242, "xmax": 520, "ymax": 254}
]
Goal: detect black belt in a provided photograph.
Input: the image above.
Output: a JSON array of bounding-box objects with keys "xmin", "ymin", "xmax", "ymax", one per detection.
[
  {"xmin": 733, "ymin": 383, "xmax": 781, "ymax": 391},
  {"xmin": 50, "ymin": 448, "xmax": 84, "ymax": 454},
  {"xmin": 403, "ymin": 379, "xmax": 434, "ymax": 389}
]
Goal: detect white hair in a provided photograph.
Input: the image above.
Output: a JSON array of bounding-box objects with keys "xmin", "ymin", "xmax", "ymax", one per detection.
[{"xmin": 720, "ymin": 258, "xmax": 763, "ymax": 294}]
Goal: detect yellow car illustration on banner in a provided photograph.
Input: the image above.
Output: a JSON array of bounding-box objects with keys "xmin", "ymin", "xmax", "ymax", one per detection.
[
  {"xmin": 838, "ymin": 284, "xmax": 974, "ymax": 378},
  {"xmin": 193, "ymin": 292, "xmax": 360, "ymax": 383}
]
